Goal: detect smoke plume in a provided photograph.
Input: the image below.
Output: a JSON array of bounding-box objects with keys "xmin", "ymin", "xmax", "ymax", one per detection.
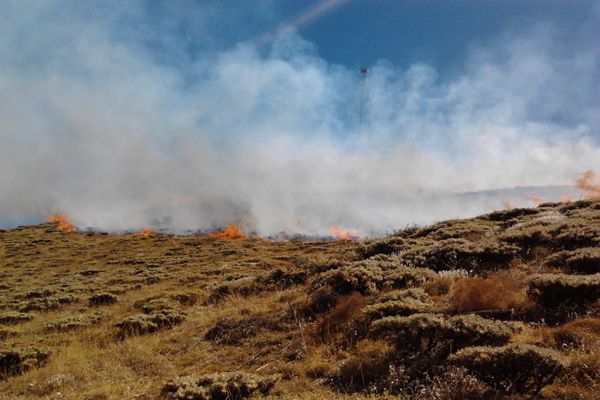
[{"xmin": 0, "ymin": 1, "xmax": 599, "ymax": 236}]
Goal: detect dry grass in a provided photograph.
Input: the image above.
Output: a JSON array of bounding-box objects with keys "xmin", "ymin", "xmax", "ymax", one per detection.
[
  {"xmin": 449, "ymin": 270, "xmax": 532, "ymax": 314},
  {"xmin": 1, "ymin": 200, "xmax": 599, "ymax": 399}
]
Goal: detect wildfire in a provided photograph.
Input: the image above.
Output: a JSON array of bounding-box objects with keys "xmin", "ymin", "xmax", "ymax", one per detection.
[
  {"xmin": 46, "ymin": 214, "xmax": 76, "ymax": 233},
  {"xmin": 560, "ymin": 194, "xmax": 571, "ymax": 203},
  {"xmin": 575, "ymin": 170, "xmax": 600, "ymax": 200},
  {"xmin": 527, "ymin": 195, "xmax": 545, "ymax": 207},
  {"xmin": 136, "ymin": 229, "xmax": 155, "ymax": 238},
  {"xmin": 329, "ymin": 226, "xmax": 358, "ymax": 241},
  {"xmin": 208, "ymin": 223, "xmax": 245, "ymax": 240}
]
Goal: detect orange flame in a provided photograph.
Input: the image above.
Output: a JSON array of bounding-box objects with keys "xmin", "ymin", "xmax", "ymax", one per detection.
[
  {"xmin": 559, "ymin": 194, "xmax": 571, "ymax": 203},
  {"xmin": 575, "ymin": 170, "xmax": 600, "ymax": 200},
  {"xmin": 46, "ymin": 214, "xmax": 76, "ymax": 233},
  {"xmin": 208, "ymin": 223, "xmax": 245, "ymax": 240},
  {"xmin": 329, "ymin": 226, "xmax": 358, "ymax": 241},
  {"xmin": 136, "ymin": 229, "xmax": 155, "ymax": 238},
  {"xmin": 527, "ymin": 195, "xmax": 544, "ymax": 207}
]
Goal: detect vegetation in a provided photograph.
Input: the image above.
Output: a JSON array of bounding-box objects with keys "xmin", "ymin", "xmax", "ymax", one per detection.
[{"xmin": 0, "ymin": 200, "xmax": 599, "ymax": 398}]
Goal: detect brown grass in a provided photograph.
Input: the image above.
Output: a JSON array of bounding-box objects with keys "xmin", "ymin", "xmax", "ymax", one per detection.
[{"xmin": 449, "ymin": 270, "xmax": 532, "ymax": 314}]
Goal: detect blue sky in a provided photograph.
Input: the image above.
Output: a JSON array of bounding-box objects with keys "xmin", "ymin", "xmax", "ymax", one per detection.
[
  {"xmin": 137, "ymin": 0, "xmax": 598, "ymax": 74},
  {"xmin": 0, "ymin": 1, "xmax": 599, "ymax": 233}
]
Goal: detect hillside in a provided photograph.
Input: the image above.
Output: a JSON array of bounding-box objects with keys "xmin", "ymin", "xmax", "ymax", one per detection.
[{"xmin": 1, "ymin": 200, "xmax": 600, "ymax": 399}]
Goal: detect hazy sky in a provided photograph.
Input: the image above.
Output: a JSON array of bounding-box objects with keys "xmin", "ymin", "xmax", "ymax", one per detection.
[{"xmin": 0, "ymin": 1, "xmax": 598, "ymax": 234}]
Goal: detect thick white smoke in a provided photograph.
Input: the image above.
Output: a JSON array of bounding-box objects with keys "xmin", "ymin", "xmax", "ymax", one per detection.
[{"xmin": 0, "ymin": 2, "xmax": 599, "ymax": 236}]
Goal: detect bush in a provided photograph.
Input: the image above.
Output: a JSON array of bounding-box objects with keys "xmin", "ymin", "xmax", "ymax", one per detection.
[
  {"xmin": 365, "ymin": 299, "xmax": 442, "ymax": 319},
  {"xmin": 334, "ymin": 340, "xmax": 393, "ymax": 392},
  {"xmin": 88, "ymin": 293, "xmax": 118, "ymax": 306},
  {"xmin": 0, "ymin": 346, "xmax": 49, "ymax": 379},
  {"xmin": 316, "ymin": 293, "xmax": 366, "ymax": 343},
  {"xmin": 314, "ymin": 260, "xmax": 436, "ymax": 295},
  {"xmin": 406, "ymin": 239, "xmax": 519, "ymax": 272},
  {"xmin": 44, "ymin": 312, "xmax": 105, "ymax": 332},
  {"xmin": 529, "ymin": 274, "xmax": 600, "ymax": 308},
  {"xmin": 0, "ymin": 311, "xmax": 33, "ymax": 325},
  {"xmin": 358, "ymin": 237, "xmax": 405, "ymax": 259},
  {"xmin": 371, "ymin": 313, "xmax": 514, "ymax": 357},
  {"xmin": 376, "ymin": 288, "xmax": 430, "ymax": 303},
  {"xmin": 204, "ymin": 313, "xmax": 287, "ymax": 345},
  {"xmin": 449, "ymin": 271, "xmax": 531, "ymax": 315},
  {"xmin": 564, "ymin": 248, "xmax": 600, "ymax": 274},
  {"xmin": 448, "ymin": 344, "xmax": 567, "ymax": 394},
  {"xmin": 115, "ymin": 309, "xmax": 185, "ymax": 337},
  {"xmin": 162, "ymin": 372, "xmax": 277, "ymax": 400}
]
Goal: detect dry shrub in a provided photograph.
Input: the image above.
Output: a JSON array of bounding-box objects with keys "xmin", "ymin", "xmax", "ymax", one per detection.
[
  {"xmin": 423, "ymin": 275, "xmax": 453, "ymax": 296},
  {"xmin": 0, "ymin": 346, "xmax": 49, "ymax": 379},
  {"xmin": 549, "ymin": 317, "xmax": 600, "ymax": 350},
  {"xmin": 204, "ymin": 313, "xmax": 287, "ymax": 345},
  {"xmin": 114, "ymin": 309, "xmax": 185, "ymax": 337},
  {"xmin": 449, "ymin": 344, "xmax": 567, "ymax": 395},
  {"xmin": 334, "ymin": 340, "xmax": 393, "ymax": 392},
  {"xmin": 0, "ymin": 311, "xmax": 33, "ymax": 325},
  {"xmin": 414, "ymin": 366, "xmax": 497, "ymax": 400},
  {"xmin": 88, "ymin": 292, "xmax": 118, "ymax": 306},
  {"xmin": 162, "ymin": 372, "xmax": 278, "ymax": 400},
  {"xmin": 316, "ymin": 292, "xmax": 366, "ymax": 343},
  {"xmin": 450, "ymin": 270, "xmax": 531, "ymax": 315}
]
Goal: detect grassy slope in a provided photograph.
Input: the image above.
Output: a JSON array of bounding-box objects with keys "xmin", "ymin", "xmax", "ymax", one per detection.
[{"xmin": 0, "ymin": 200, "xmax": 599, "ymax": 399}]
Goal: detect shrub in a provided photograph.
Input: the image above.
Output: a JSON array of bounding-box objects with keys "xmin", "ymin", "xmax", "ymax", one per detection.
[
  {"xmin": 358, "ymin": 237, "xmax": 405, "ymax": 259},
  {"xmin": 529, "ymin": 274, "xmax": 600, "ymax": 308},
  {"xmin": 17, "ymin": 295, "xmax": 77, "ymax": 312},
  {"xmin": 44, "ymin": 312, "xmax": 105, "ymax": 332},
  {"xmin": 88, "ymin": 293, "xmax": 118, "ymax": 306},
  {"xmin": 413, "ymin": 366, "xmax": 497, "ymax": 400},
  {"xmin": 0, "ymin": 311, "xmax": 33, "ymax": 325},
  {"xmin": 376, "ymin": 288, "xmax": 430, "ymax": 303},
  {"xmin": 115, "ymin": 309, "xmax": 185, "ymax": 337},
  {"xmin": 0, "ymin": 346, "xmax": 49, "ymax": 379},
  {"xmin": 162, "ymin": 372, "xmax": 277, "ymax": 400},
  {"xmin": 448, "ymin": 344, "xmax": 567, "ymax": 395},
  {"xmin": 450, "ymin": 270, "xmax": 531, "ymax": 315},
  {"xmin": 204, "ymin": 313, "xmax": 287, "ymax": 345},
  {"xmin": 371, "ymin": 313, "xmax": 514, "ymax": 357},
  {"xmin": 365, "ymin": 299, "xmax": 442, "ymax": 319},
  {"xmin": 564, "ymin": 248, "xmax": 600, "ymax": 274},
  {"xmin": 407, "ymin": 239, "xmax": 520, "ymax": 272},
  {"xmin": 334, "ymin": 340, "xmax": 393, "ymax": 392},
  {"xmin": 315, "ymin": 261, "xmax": 436, "ymax": 295},
  {"xmin": 316, "ymin": 293, "xmax": 366, "ymax": 343}
]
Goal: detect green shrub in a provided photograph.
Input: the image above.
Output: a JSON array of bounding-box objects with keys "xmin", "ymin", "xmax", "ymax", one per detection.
[
  {"xmin": 162, "ymin": 372, "xmax": 277, "ymax": 400},
  {"xmin": 44, "ymin": 312, "xmax": 105, "ymax": 332},
  {"xmin": 528, "ymin": 273, "xmax": 600, "ymax": 308},
  {"xmin": 89, "ymin": 293, "xmax": 118, "ymax": 306},
  {"xmin": 405, "ymin": 239, "xmax": 520, "ymax": 272},
  {"xmin": 0, "ymin": 311, "xmax": 33, "ymax": 325},
  {"xmin": 314, "ymin": 260, "xmax": 436, "ymax": 295},
  {"xmin": 564, "ymin": 248, "xmax": 600, "ymax": 274},
  {"xmin": 448, "ymin": 344, "xmax": 567, "ymax": 394},
  {"xmin": 115, "ymin": 309, "xmax": 185, "ymax": 337},
  {"xmin": 358, "ymin": 237, "xmax": 406, "ymax": 259},
  {"xmin": 371, "ymin": 313, "xmax": 514, "ymax": 356},
  {"xmin": 376, "ymin": 288, "xmax": 430, "ymax": 304},
  {"xmin": 365, "ymin": 299, "xmax": 442, "ymax": 319},
  {"xmin": 204, "ymin": 313, "xmax": 287, "ymax": 345},
  {"xmin": 0, "ymin": 346, "xmax": 49, "ymax": 379}
]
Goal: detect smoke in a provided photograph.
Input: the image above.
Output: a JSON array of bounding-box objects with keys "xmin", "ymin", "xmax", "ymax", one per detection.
[{"xmin": 0, "ymin": 1, "xmax": 599, "ymax": 235}]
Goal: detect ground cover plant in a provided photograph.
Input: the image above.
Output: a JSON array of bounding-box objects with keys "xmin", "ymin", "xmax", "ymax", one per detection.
[{"xmin": 0, "ymin": 200, "xmax": 599, "ymax": 399}]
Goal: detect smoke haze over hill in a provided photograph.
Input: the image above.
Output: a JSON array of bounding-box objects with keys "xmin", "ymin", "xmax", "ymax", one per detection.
[{"xmin": 0, "ymin": 1, "xmax": 599, "ymax": 235}]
